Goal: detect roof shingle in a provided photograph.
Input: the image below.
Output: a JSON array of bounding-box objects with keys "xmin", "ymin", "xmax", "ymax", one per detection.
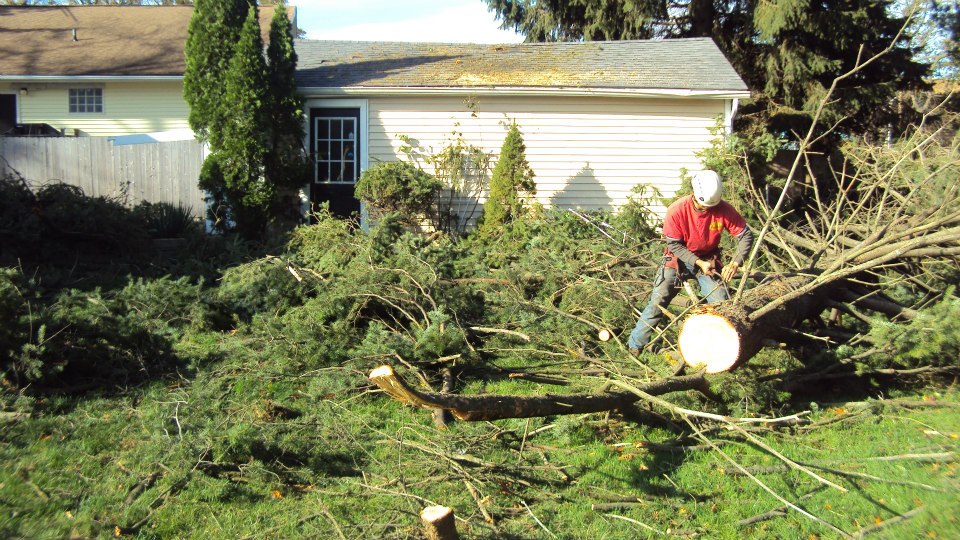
[
  {"xmin": 0, "ymin": 5, "xmax": 275, "ymax": 78},
  {"xmin": 295, "ymin": 38, "xmax": 748, "ymax": 92}
]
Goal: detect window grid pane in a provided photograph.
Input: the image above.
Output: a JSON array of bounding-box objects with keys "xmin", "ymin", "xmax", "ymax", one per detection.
[
  {"xmin": 68, "ymin": 88, "xmax": 102, "ymax": 113},
  {"xmin": 314, "ymin": 117, "xmax": 358, "ymax": 184}
]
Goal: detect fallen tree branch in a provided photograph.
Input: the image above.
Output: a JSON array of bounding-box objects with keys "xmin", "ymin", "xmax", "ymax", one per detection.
[
  {"xmin": 724, "ymin": 462, "xmax": 944, "ymax": 492},
  {"xmin": 469, "ymin": 326, "xmax": 531, "ymax": 342},
  {"xmin": 739, "ymin": 488, "xmax": 825, "ymax": 527},
  {"xmin": 124, "ymin": 471, "xmax": 162, "ymax": 506},
  {"xmin": 368, "ymin": 365, "xmax": 710, "ymax": 421},
  {"xmin": 851, "ymin": 506, "xmax": 925, "ymax": 538},
  {"xmin": 683, "ymin": 417, "xmax": 853, "ymax": 539}
]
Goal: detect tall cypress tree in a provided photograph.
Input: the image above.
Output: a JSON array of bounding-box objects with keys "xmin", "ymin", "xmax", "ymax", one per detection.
[
  {"xmin": 480, "ymin": 122, "xmax": 536, "ymax": 236},
  {"xmin": 265, "ymin": 2, "xmax": 308, "ymax": 198},
  {"xmin": 187, "ymin": 2, "xmax": 307, "ymax": 237},
  {"xmin": 209, "ymin": 5, "xmax": 271, "ymax": 238},
  {"xmin": 182, "ymin": 0, "xmax": 249, "ymax": 146}
]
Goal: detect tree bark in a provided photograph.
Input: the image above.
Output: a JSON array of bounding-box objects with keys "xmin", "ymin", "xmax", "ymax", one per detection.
[
  {"xmin": 678, "ymin": 274, "xmax": 832, "ymax": 372},
  {"xmin": 369, "ymin": 365, "xmax": 710, "ymax": 421},
  {"xmin": 431, "ymin": 368, "xmax": 455, "ymax": 429}
]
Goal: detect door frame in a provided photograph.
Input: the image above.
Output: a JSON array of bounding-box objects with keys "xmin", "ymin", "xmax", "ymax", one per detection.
[
  {"xmin": 302, "ymin": 98, "xmax": 369, "ymax": 224},
  {"xmin": 0, "ymin": 91, "xmax": 19, "ymax": 135}
]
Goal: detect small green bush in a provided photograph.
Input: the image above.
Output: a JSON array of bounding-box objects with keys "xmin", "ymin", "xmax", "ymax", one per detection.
[
  {"xmin": 354, "ymin": 161, "xmax": 442, "ymax": 221},
  {"xmin": 0, "ymin": 174, "xmax": 42, "ymax": 253},
  {"xmin": 135, "ymin": 201, "xmax": 200, "ymax": 239}
]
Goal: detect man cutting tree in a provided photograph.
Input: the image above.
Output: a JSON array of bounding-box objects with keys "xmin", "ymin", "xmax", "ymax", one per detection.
[{"xmin": 628, "ymin": 170, "xmax": 754, "ymax": 354}]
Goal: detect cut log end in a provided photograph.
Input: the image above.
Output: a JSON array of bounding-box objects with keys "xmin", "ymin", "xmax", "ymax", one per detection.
[
  {"xmin": 678, "ymin": 312, "xmax": 741, "ymax": 373},
  {"xmin": 369, "ymin": 365, "xmax": 394, "ymax": 379},
  {"xmin": 598, "ymin": 328, "xmax": 613, "ymax": 342},
  {"xmin": 421, "ymin": 505, "xmax": 459, "ymax": 540}
]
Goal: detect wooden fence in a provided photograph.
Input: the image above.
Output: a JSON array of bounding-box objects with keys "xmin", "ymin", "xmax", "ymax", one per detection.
[{"xmin": 0, "ymin": 137, "xmax": 207, "ymax": 219}]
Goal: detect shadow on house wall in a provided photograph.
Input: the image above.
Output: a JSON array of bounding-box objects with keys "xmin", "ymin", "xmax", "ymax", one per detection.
[{"xmin": 548, "ymin": 162, "xmax": 613, "ymax": 211}]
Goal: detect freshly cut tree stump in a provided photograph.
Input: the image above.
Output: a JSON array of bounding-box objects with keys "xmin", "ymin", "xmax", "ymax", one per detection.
[
  {"xmin": 679, "ymin": 274, "xmax": 830, "ymax": 372},
  {"xmin": 421, "ymin": 505, "xmax": 459, "ymax": 540}
]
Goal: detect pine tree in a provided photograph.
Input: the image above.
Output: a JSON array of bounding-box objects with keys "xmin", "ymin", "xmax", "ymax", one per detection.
[
  {"xmin": 932, "ymin": 0, "xmax": 960, "ymax": 74},
  {"xmin": 752, "ymin": 0, "xmax": 930, "ymax": 137},
  {"xmin": 265, "ymin": 2, "xmax": 309, "ymax": 198},
  {"xmin": 480, "ymin": 122, "xmax": 536, "ymax": 236},
  {"xmin": 182, "ymin": 0, "xmax": 249, "ymax": 146}
]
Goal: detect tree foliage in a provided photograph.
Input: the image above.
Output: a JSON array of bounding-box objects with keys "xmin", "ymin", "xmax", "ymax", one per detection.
[
  {"xmin": 354, "ymin": 161, "xmax": 444, "ymax": 223},
  {"xmin": 479, "ymin": 121, "xmax": 536, "ymax": 236},
  {"xmin": 752, "ymin": 0, "xmax": 930, "ymax": 138},
  {"xmin": 265, "ymin": 3, "xmax": 310, "ymax": 202},
  {"xmin": 186, "ymin": 1, "xmax": 306, "ymax": 238},
  {"xmin": 485, "ymin": 0, "xmax": 932, "ymax": 142},
  {"xmin": 182, "ymin": 0, "xmax": 249, "ymax": 146},
  {"xmin": 930, "ymin": 0, "xmax": 960, "ymax": 72},
  {"xmin": 398, "ymin": 125, "xmax": 493, "ymax": 237}
]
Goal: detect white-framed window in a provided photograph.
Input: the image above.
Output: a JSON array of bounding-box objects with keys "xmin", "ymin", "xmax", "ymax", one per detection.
[
  {"xmin": 313, "ymin": 115, "xmax": 358, "ymax": 184},
  {"xmin": 69, "ymin": 88, "xmax": 102, "ymax": 113}
]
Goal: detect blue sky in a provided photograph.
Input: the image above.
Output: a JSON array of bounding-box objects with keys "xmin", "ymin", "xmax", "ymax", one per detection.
[{"xmin": 293, "ymin": 0, "xmax": 525, "ymax": 43}]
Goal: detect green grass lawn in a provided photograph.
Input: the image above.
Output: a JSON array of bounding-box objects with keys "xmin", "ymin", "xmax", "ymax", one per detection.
[{"xmin": 2, "ymin": 339, "xmax": 957, "ymax": 539}]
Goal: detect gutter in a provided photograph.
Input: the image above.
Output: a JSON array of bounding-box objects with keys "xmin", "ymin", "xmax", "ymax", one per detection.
[
  {"xmin": 1, "ymin": 75, "xmax": 183, "ymax": 82},
  {"xmin": 297, "ymin": 85, "xmax": 751, "ymax": 100},
  {"xmin": 3, "ymin": 77, "xmax": 750, "ymax": 100}
]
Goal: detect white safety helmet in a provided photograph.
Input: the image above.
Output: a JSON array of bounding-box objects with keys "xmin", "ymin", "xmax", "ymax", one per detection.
[{"xmin": 692, "ymin": 170, "xmax": 723, "ymax": 208}]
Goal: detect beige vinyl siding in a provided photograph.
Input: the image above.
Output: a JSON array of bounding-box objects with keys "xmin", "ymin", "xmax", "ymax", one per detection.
[
  {"xmin": 365, "ymin": 94, "xmax": 724, "ymax": 217},
  {"xmin": 19, "ymin": 80, "xmax": 189, "ymax": 137}
]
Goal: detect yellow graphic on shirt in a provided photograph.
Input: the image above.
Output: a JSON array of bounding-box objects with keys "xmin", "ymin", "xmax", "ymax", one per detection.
[{"xmin": 709, "ymin": 220, "xmax": 724, "ymax": 232}]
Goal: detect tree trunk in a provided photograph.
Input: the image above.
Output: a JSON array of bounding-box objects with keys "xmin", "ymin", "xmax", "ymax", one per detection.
[
  {"xmin": 369, "ymin": 365, "xmax": 710, "ymax": 421},
  {"xmin": 421, "ymin": 505, "xmax": 459, "ymax": 540},
  {"xmin": 678, "ymin": 274, "xmax": 832, "ymax": 372}
]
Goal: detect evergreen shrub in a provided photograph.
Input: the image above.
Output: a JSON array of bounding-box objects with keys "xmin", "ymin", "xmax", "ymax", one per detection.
[
  {"xmin": 0, "ymin": 174, "xmax": 150, "ymax": 266},
  {"xmin": 479, "ymin": 122, "xmax": 536, "ymax": 236},
  {"xmin": 354, "ymin": 161, "xmax": 443, "ymax": 221}
]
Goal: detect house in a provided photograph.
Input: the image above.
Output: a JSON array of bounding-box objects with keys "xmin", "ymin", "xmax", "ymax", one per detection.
[
  {"xmin": 0, "ymin": 5, "xmax": 279, "ymax": 218},
  {"xmin": 1, "ymin": 5, "xmax": 750, "ymax": 223},
  {"xmin": 0, "ymin": 5, "xmax": 278, "ymax": 139},
  {"xmin": 294, "ymin": 39, "xmax": 750, "ymax": 219}
]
